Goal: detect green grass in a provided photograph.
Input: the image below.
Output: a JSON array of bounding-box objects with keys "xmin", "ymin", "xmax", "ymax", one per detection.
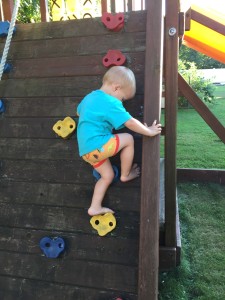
[
  {"xmin": 159, "ymin": 182, "xmax": 225, "ymax": 300},
  {"xmin": 159, "ymin": 86, "xmax": 225, "ymax": 299},
  {"xmin": 161, "ymin": 85, "xmax": 225, "ymax": 169}
]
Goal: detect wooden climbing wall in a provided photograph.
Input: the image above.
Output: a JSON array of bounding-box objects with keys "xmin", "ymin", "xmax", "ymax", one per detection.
[{"xmin": 0, "ymin": 11, "xmax": 166, "ymax": 299}]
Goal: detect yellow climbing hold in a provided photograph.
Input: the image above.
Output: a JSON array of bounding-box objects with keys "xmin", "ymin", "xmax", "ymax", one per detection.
[
  {"xmin": 53, "ymin": 116, "xmax": 76, "ymax": 139},
  {"xmin": 90, "ymin": 213, "xmax": 116, "ymax": 236}
]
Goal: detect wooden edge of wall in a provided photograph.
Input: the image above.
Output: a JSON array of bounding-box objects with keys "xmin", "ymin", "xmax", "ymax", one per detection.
[
  {"xmin": 177, "ymin": 168, "xmax": 225, "ymax": 185},
  {"xmin": 159, "ymin": 198, "xmax": 181, "ymax": 271},
  {"xmin": 138, "ymin": 0, "xmax": 163, "ymax": 299}
]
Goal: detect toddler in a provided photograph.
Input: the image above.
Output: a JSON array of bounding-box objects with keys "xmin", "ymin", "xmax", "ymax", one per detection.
[{"xmin": 77, "ymin": 66, "xmax": 161, "ymax": 216}]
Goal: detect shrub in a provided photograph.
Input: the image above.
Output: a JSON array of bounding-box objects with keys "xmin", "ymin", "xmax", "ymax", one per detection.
[{"xmin": 178, "ymin": 60, "xmax": 216, "ymax": 108}]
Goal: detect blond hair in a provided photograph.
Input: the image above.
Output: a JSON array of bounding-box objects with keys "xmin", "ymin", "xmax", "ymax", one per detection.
[{"xmin": 102, "ymin": 66, "xmax": 136, "ymax": 93}]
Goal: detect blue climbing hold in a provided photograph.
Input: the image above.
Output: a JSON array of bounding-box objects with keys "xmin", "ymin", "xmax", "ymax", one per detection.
[
  {"xmin": 0, "ymin": 100, "xmax": 5, "ymax": 113},
  {"xmin": 0, "ymin": 21, "xmax": 16, "ymax": 37},
  {"xmin": 39, "ymin": 237, "xmax": 65, "ymax": 258},
  {"xmin": 0, "ymin": 57, "xmax": 12, "ymax": 73},
  {"xmin": 93, "ymin": 165, "xmax": 120, "ymax": 183},
  {"xmin": 3, "ymin": 62, "xmax": 12, "ymax": 73}
]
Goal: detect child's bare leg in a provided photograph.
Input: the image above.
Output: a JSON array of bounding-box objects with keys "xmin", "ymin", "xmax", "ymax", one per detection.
[
  {"xmin": 88, "ymin": 159, "xmax": 115, "ymax": 216},
  {"xmin": 117, "ymin": 133, "xmax": 140, "ymax": 182}
]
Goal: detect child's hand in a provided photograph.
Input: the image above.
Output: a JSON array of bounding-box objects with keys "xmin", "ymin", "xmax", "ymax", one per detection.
[{"xmin": 144, "ymin": 120, "xmax": 162, "ymax": 137}]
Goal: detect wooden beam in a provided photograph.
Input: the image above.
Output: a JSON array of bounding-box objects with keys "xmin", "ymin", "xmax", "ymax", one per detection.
[
  {"xmin": 110, "ymin": 0, "xmax": 115, "ymax": 13},
  {"xmin": 40, "ymin": 0, "xmax": 49, "ymax": 22},
  {"xmin": 2, "ymin": 0, "xmax": 14, "ymax": 21},
  {"xmin": 185, "ymin": 8, "xmax": 191, "ymax": 31},
  {"xmin": 164, "ymin": 0, "xmax": 179, "ymax": 248},
  {"xmin": 101, "ymin": 0, "xmax": 108, "ymax": 14},
  {"xmin": 138, "ymin": 0, "xmax": 163, "ymax": 299},
  {"xmin": 177, "ymin": 168, "xmax": 225, "ymax": 185},
  {"xmin": 191, "ymin": 9, "xmax": 225, "ymax": 36},
  {"xmin": 178, "ymin": 73, "xmax": 225, "ymax": 144}
]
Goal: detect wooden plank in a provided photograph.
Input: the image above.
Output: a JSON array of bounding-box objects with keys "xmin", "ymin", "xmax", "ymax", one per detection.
[
  {"xmin": 191, "ymin": 9, "xmax": 225, "ymax": 36},
  {"xmin": 7, "ymin": 52, "xmax": 145, "ymax": 79},
  {"xmin": 0, "ymin": 117, "xmax": 68, "ymax": 138},
  {"xmin": 159, "ymin": 247, "xmax": 176, "ymax": 271},
  {"xmin": 0, "ymin": 159, "xmax": 141, "ymax": 186},
  {"xmin": 0, "ymin": 159, "xmax": 96, "ymax": 184},
  {"xmin": 1, "ymin": 32, "xmax": 146, "ymax": 60},
  {"xmin": 178, "ymin": 73, "xmax": 225, "ymax": 144},
  {"xmin": 138, "ymin": 0, "xmax": 163, "ymax": 299},
  {"xmin": 0, "ymin": 76, "xmax": 101, "ymax": 98},
  {"xmin": 0, "ymin": 75, "xmax": 144, "ymax": 97},
  {"xmin": 177, "ymin": 168, "xmax": 225, "ymax": 185},
  {"xmin": 164, "ymin": 0, "xmax": 179, "ymax": 248},
  {"xmin": 1, "ymin": 11, "xmax": 146, "ymax": 42},
  {"xmin": 0, "ymin": 251, "xmax": 137, "ymax": 293},
  {"xmin": 0, "ymin": 180, "xmax": 140, "ymax": 212},
  {"xmin": 0, "ymin": 226, "xmax": 139, "ymax": 265},
  {"xmin": 0, "ymin": 275, "xmax": 137, "ymax": 300},
  {"xmin": 0, "ymin": 119, "xmax": 143, "ymax": 143},
  {"xmin": 2, "ymin": 97, "xmax": 81, "ymax": 117},
  {"xmin": 0, "ymin": 201, "xmax": 140, "ymax": 238},
  {"xmin": 2, "ymin": 95, "xmax": 143, "ymax": 117},
  {"xmin": 0, "ymin": 137, "xmax": 142, "ymax": 161},
  {"xmin": 0, "ymin": 138, "xmax": 79, "ymax": 159}
]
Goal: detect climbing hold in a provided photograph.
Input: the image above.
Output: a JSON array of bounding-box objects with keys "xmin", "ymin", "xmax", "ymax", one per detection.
[
  {"xmin": 90, "ymin": 213, "xmax": 116, "ymax": 236},
  {"xmin": 93, "ymin": 165, "xmax": 120, "ymax": 183},
  {"xmin": 3, "ymin": 62, "xmax": 12, "ymax": 73},
  {"xmin": 39, "ymin": 237, "xmax": 65, "ymax": 258},
  {"xmin": 101, "ymin": 12, "xmax": 124, "ymax": 32},
  {"xmin": 0, "ymin": 57, "xmax": 12, "ymax": 73},
  {"xmin": 53, "ymin": 116, "xmax": 76, "ymax": 139},
  {"xmin": 0, "ymin": 100, "xmax": 5, "ymax": 113},
  {"xmin": 102, "ymin": 50, "xmax": 126, "ymax": 68},
  {"xmin": 0, "ymin": 21, "xmax": 16, "ymax": 37}
]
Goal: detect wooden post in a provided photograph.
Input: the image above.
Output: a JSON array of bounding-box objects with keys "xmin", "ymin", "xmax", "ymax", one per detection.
[
  {"xmin": 101, "ymin": 0, "xmax": 108, "ymax": 14},
  {"xmin": 2, "ymin": 0, "xmax": 14, "ymax": 21},
  {"xmin": 0, "ymin": 1, "xmax": 4, "ymax": 21},
  {"xmin": 164, "ymin": 0, "xmax": 179, "ymax": 247},
  {"xmin": 138, "ymin": 0, "xmax": 163, "ymax": 299},
  {"xmin": 110, "ymin": 0, "xmax": 115, "ymax": 13},
  {"xmin": 40, "ymin": 0, "xmax": 49, "ymax": 22}
]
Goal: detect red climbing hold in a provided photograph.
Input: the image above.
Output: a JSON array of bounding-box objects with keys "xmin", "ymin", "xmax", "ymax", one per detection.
[
  {"xmin": 102, "ymin": 50, "xmax": 126, "ymax": 67},
  {"xmin": 101, "ymin": 12, "xmax": 124, "ymax": 32}
]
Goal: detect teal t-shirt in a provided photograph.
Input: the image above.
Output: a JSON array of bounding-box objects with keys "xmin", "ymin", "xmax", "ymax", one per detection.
[{"xmin": 77, "ymin": 90, "xmax": 132, "ymax": 156}]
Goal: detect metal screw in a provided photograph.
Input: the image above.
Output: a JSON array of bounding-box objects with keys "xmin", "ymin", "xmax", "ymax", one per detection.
[{"xmin": 169, "ymin": 27, "xmax": 177, "ymax": 36}]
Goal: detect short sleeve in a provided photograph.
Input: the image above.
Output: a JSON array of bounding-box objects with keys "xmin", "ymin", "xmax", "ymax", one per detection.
[{"xmin": 107, "ymin": 101, "xmax": 132, "ymax": 130}]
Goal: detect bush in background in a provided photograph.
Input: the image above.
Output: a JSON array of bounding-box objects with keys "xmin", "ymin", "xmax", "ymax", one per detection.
[{"xmin": 178, "ymin": 60, "xmax": 216, "ymax": 108}]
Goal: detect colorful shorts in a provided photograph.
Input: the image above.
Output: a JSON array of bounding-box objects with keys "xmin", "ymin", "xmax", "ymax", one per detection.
[{"xmin": 82, "ymin": 135, "xmax": 120, "ymax": 168}]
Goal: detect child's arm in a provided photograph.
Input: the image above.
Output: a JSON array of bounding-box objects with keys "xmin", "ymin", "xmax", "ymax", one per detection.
[{"xmin": 124, "ymin": 118, "xmax": 161, "ymax": 137}]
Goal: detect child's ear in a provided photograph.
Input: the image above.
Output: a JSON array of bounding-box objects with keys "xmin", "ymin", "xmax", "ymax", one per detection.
[{"xmin": 114, "ymin": 83, "xmax": 122, "ymax": 92}]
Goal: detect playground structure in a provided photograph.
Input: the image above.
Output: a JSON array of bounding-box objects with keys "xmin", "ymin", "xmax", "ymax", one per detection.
[{"xmin": 0, "ymin": 0, "xmax": 224, "ymax": 299}]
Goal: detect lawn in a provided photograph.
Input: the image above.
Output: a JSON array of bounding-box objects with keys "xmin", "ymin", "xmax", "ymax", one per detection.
[
  {"xmin": 158, "ymin": 86, "xmax": 225, "ymax": 299},
  {"xmin": 159, "ymin": 182, "xmax": 225, "ymax": 300},
  {"xmin": 161, "ymin": 85, "xmax": 225, "ymax": 169}
]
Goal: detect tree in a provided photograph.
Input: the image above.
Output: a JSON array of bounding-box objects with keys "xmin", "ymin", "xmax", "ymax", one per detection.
[
  {"xmin": 178, "ymin": 59, "xmax": 216, "ymax": 107},
  {"xmin": 179, "ymin": 45, "xmax": 225, "ymax": 69},
  {"xmin": 17, "ymin": 0, "xmax": 41, "ymax": 23}
]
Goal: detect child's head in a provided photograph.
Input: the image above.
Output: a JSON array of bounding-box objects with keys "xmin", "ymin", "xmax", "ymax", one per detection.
[{"xmin": 102, "ymin": 66, "xmax": 136, "ymax": 101}]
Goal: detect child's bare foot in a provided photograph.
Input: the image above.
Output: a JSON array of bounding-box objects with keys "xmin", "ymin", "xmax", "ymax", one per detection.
[
  {"xmin": 88, "ymin": 206, "xmax": 114, "ymax": 216},
  {"xmin": 120, "ymin": 164, "xmax": 140, "ymax": 182}
]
